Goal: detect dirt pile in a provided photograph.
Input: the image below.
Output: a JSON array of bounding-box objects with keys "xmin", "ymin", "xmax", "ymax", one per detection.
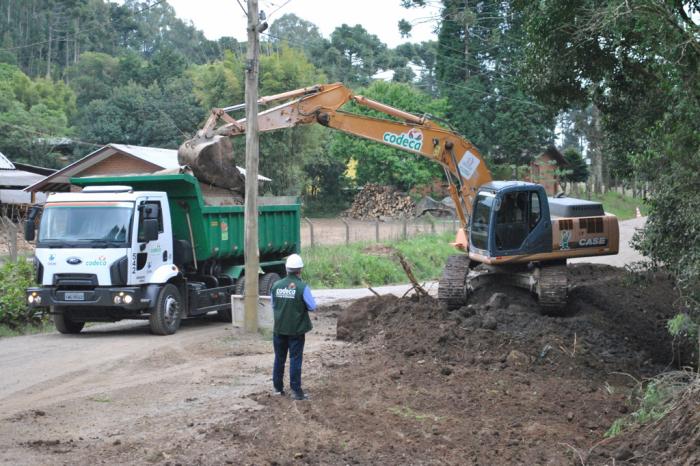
[
  {"xmin": 344, "ymin": 184, "xmax": 415, "ymax": 220},
  {"xmin": 337, "ymin": 264, "xmax": 678, "ymax": 378}
]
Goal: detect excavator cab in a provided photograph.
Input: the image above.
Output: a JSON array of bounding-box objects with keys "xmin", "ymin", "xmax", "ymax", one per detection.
[{"xmin": 469, "ymin": 182, "xmax": 552, "ymax": 260}]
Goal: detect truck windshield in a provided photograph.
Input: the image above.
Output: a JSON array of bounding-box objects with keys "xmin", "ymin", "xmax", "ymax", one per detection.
[
  {"xmin": 38, "ymin": 202, "xmax": 133, "ymax": 247},
  {"xmin": 471, "ymin": 192, "xmax": 494, "ymax": 251}
]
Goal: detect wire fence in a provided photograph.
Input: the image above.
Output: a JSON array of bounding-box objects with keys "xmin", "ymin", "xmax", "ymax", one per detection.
[{"xmin": 300, "ymin": 215, "xmax": 460, "ymax": 248}]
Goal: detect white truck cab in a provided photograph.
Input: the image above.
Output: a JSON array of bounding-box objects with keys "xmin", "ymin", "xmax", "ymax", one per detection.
[{"xmin": 27, "ymin": 186, "xmax": 182, "ymax": 334}]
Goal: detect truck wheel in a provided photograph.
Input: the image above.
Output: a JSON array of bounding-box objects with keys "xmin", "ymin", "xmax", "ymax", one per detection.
[
  {"xmin": 259, "ymin": 273, "xmax": 281, "ymax": 296},
  {"xmin": 53, "ymin": 307, "xmax": 85, "ymax": 334},
  {"xmin": 149, "ymin": 284, "xmax": 182, "ymax": 335}
]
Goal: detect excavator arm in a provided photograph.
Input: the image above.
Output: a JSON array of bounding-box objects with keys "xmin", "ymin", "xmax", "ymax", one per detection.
[{"xmin": 179, "ymin": 82, "xmax": 493, "ymax": 241}]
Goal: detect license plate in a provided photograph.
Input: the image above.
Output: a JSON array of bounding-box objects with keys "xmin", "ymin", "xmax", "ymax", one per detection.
[{"xmin": 64, "ymin": 292, "xmax": 85, "ymax": 301}]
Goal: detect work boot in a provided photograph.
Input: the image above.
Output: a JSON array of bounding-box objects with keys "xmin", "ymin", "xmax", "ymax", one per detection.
[
  {"xmin": 291, "ymin": 389, "xmax": 309, "ymax": 401},
  {"xmin": 273, "ymin": 389, "xmax": 285, "ymax": 396}
]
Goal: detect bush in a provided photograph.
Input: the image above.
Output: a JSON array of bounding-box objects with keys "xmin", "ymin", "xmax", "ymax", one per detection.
[{"xmin": 0, "ymin": 259, "xmax": 38, "ymax": 328}]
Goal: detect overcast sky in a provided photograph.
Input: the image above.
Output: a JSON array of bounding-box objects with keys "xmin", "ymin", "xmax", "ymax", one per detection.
[{"xmin": 163, "ymin": 0, "xmax": 441, "ymax": 48}]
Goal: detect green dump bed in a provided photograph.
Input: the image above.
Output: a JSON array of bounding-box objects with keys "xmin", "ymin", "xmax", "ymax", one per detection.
[{"xmin": 71, "ymin": 174, "xmax": 300, "ymax": 263}]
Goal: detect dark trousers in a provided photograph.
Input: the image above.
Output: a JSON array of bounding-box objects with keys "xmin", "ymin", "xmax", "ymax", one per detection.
[{"xmin": 273, "ymin": 334, "xmax": 305, "ymax": 392}]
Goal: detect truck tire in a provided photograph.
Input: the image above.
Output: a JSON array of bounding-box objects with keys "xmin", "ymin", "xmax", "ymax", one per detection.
[
  {"xmin": 217, "ymin": 276, "xmax": 247, "ymax": 322},
  {"xmin": 53, "ymin": 307, "xmax": 85, "ymax": 334},
  {"xmin": 149, "ymin": 284, "xmax": 182, "ymax": 335},
  {"xmin": 259, "ymin": 273, "xmax": 281, "ymax": 296}
]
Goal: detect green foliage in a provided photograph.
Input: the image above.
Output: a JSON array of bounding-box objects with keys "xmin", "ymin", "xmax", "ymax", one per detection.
[
  {"xmin": 589, "ymin": 192, "xmax": 648, "ymax": 221},
  {"xmin": 436, "ymin": 0, "xmax": 555, "ymax": 164},
  {"xmin": 329, "ymin": 24, "xmax": 388, "ymax": 86},
  {"xmin": 76, "ymin": 78, "xmax": 203, "ymax": 148},
  {"xmin": 302, "ymin": 232, "xmax": 457, "ymax": 289},
  {"xmin": 667, "ymin": 314, "xmax": 698, "ymax": 340},
  {"xmin": 518, "ymin": 1, "xmax": 700, "ymax": 320},
  {"xmin": 562, "ymin": 147, "xmax": 588, "ymax": 183},
  {"xmin": 0, "ymin": 260, "xmax": 38, "ymax": 329},
  {"xmin": 604, "ymin": 375, "xmax": 688, "ymax": 438},
  {"xmin": 0, "ymin": 63, "xmax": 74, "ymax": 166}
]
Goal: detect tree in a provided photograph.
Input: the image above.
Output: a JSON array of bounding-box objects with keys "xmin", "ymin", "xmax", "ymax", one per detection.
[
  {"xmin": 562, "ymin": 147, "xmax": 588, "ymax": 183},
  {"xmin": 517, "ymin": 0, "xmax": 700, "ymax": 326},
  {"xmin": 434, "ymin": 0, "xmax": 555, "ymax": 164},
  {"xmin": 65, "ymin": 52, "xmax": 119, "ymax": 107},
  {"xmin": 76, "ymin": 78, "xmax": 202, "ymax": 149},
  {"xmin": 0, "ymin": 63, "xmax": 74, "ymax": 167},
  {"xmin": 329, "ymin": 24, "xmax": 389, "ymax": 86}
]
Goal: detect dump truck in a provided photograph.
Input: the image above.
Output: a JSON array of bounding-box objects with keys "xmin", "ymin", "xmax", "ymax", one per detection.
[
  {"xmin": 24, "ymin": 173, "xmax": 300, "ymax": 335},
  {"xmin": 179, "ymin": 82, "xmax": 619, "ymax": 313}
]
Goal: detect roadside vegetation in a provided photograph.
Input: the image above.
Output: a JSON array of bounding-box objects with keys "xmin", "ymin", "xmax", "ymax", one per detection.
[
  {"xmin": 0, "ymin": 260, "xmax": 46, "ymax": 335},
  {"xmin": 592, "ymin": 192, "xmax": 648, "ymax": 221},
  {"xmin": 303, "ymin": 232, "xmax": 457, "ymax": 289}
]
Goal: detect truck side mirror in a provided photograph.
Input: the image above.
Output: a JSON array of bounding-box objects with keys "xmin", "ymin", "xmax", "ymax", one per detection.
[
  {"xmin": 24, "ymin": 205, "xmax": 41, "ymax": 241},
  {"xmin": 24, "ymin": 221, "xmax": 35, "ymax": 241},
  {"xmin": 142, "ymin": 218, "xmax": 159, "ymax": 242}
]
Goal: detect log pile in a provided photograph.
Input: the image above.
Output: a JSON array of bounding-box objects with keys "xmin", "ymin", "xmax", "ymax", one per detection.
[{"xmin": 344, "ymin": 184, "xmax": 416, "ymax": 220}]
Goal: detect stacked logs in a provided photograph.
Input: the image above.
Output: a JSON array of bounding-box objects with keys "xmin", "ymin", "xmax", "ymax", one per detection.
[{"xmin": 344, "ymin": 184, "xmax": 416, "ymax": 220}]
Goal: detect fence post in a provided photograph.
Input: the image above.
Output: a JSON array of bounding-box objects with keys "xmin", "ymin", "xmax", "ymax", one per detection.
[
  {"xmin": 341, "ymin": 218, "xmax": 350, "ymax": 245},
  {"xmin": 303, "ymin": 217, "xmax": 314, "ymax": 248},
  {"xmin": 427, "ymin": 213, "xmax": 436, "ymax": 234},
  {"xmin": 402, "ymin": 219, "xmax": 407, "ymax": 240},
  {"xmin": 375, "ymin": 220, "xmax": 380, "ymax": 243}
]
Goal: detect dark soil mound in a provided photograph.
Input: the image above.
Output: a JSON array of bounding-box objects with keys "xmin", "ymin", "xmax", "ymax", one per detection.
[{"xmin": 337, "ymin": 263, "xmax": 679, "ymax": 378}]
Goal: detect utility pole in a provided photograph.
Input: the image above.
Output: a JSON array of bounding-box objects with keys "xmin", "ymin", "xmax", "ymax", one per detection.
[{"xmin": 243, "ymin": 0, "xmax": 267, "ymax": 333}]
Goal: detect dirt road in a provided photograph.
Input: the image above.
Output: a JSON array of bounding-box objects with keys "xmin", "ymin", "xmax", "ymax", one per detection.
[{"xmin": 0, "ymin": 217, "xmax": 661, "ymax": 465}]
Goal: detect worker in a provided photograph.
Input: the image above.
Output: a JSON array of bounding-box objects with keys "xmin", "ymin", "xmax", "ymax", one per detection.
[{"xmin": 270, "ymin": 253, "xmax": 317, "ymax": 401}]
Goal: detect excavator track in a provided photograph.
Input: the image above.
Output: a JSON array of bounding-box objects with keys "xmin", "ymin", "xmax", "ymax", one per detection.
[
  {"xmin": 438, "ymin": 255, "xmax": 471, "ymax": 310},
  {"xmin": 535, "ymin": 264, "xmax": 569, "ymax": 315}
]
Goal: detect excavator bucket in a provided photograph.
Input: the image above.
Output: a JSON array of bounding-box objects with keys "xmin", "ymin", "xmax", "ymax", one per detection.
[{"xmin": 177, "ymin": 134, "xmax": 246, "ymax": 194}]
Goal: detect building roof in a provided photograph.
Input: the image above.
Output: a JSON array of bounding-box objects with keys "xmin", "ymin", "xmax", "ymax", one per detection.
[
  {"xmin": 25, "ymin": 143, "xmax": 271, "ymax": 193},
  {"xmin": 110, "ymin": 144, "xmax": 182, "ymax": 170},
  {"xmin": 0, "ymin": 169, "xmax": 45, "ymax": 189},
  {"xmin": 0, "ymin": 151, "xmax": 15, "ymax": 170},
  {"xmin": 538, "ymin": 146, "xmax": 569, "ymax": 167}
]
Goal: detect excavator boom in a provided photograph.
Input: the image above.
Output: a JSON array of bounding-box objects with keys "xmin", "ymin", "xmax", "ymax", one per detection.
[{"xmin": 178, "ymin": 82, "xmax": 492, "ymax": 230}]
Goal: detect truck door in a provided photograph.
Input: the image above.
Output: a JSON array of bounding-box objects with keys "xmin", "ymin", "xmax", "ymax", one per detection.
[{"xmin": 131, "ymin": 197, "xmax": 173, "ymax": 284}]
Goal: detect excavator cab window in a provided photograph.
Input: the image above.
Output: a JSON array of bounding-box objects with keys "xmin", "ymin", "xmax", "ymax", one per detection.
[
  {"xmin": 471, "ymin": 192, "xmax": 494, "ymax": 250},
  {"xmin": 495, "ymin": 191, "xmax": 540, "ymax": 251}
]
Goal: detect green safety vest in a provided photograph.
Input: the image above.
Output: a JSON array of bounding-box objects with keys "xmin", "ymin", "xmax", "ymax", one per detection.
[{"xmin": 271, "ymin": 275, "xmax": 313, "ymax": 336}]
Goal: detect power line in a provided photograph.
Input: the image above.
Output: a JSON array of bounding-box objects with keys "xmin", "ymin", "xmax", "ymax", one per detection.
[
  {"xmin": 267, "ymin": 0, "xmax": 294, "ymax": 18},
  {"xmin": 0, "ymin": 122, "xmax": 102, "ymax": 148}
]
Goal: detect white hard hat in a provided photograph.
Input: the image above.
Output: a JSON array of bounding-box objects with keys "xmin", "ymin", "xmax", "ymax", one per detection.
[{"xmin": 285, "ymin": 253, "xmax": 304, "ymax": 270}]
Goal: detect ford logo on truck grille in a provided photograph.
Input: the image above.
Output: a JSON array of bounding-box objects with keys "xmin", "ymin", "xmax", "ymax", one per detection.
[{"xmin": 66, "ymin": 257, "xmax": 82, "ymax": 265}]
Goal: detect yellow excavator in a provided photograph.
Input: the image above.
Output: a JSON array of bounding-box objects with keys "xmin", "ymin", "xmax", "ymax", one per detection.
[{"xmin": 179, "ymin": 82, "xmax": 619, "ymax": 314}]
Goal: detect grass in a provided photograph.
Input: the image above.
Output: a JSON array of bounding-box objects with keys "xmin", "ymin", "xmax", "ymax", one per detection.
[
  {"xmin": 388, "ymin": 405, "xmax": 441, "ymax": 422},
  {"xmin": 604, "ymin": 372, "xmax": 695, "ymax": 438},
  {"xmin": 588, "ymin": 191, "xmax": 649, "ymax": 221},
  {"xmin": 302, "ymin": 231, "xmax": 458, "ymax": 289},
  {"xmin": 0, "ymin": 320, "xmax": 53, "ymax": 338}
]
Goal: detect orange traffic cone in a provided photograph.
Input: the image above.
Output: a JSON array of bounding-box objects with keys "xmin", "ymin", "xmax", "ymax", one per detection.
[{"xmin": 635, "ymin": 207, "xmax": 642, "ymax": 218}]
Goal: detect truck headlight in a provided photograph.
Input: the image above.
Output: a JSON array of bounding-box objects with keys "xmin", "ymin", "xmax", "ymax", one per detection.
[
  {"xmin": 34, "ymin": 296, "xmax": 41, "ymax": 304},
  {"xmin": 28, "ymin": 295, "xmax": 34, "ymax": 304},
  {"xmin": 113, "ymin": 295, "xmax": 122, "ymax": 304},
  {"xmin": 123, "ymin": 294, "xmax": 133, "ymax": 304}
]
